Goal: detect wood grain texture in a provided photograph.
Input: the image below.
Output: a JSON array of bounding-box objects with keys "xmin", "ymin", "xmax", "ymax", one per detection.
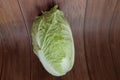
[
  {"xmin": 110, "ymin": 0, "xmax": 120, "ymax": 79},
  {"xmin": 84, "ymin": 0, "xmax": 118, "ymax": 80},
  {"xmin": 0, "ymin": 0, "xmax": 31, "ymax": 80},
  {"xmin": 0, "ymin": 0, "xmax": 120, "ymax": 80}
]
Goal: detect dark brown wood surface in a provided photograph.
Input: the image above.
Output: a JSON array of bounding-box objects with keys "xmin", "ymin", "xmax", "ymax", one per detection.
[{"xmin": 0, "ymin": 0, "xmax": 120, "ymax": 80}]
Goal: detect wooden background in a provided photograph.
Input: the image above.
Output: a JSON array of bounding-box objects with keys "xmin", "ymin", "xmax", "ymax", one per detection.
[{"xmin": 0, "ymin": 0, "xmax": 120, "ymax": 80}]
